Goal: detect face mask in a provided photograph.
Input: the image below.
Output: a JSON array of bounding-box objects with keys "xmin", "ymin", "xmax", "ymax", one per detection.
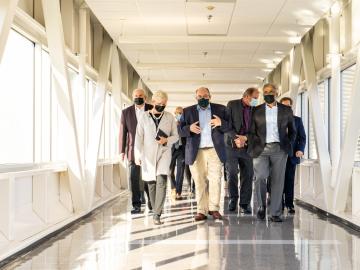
[
  {"xmin": 175, "ymin": 114, "xmax": 182, "ymax": 121},
  {"xmin": 198, "ymin": 98, "xmax": 209, "ymax": 108},
  {"xmin": 264, "ymin": 94, "xmax": 275, "ymax": 104},
  {"xmin": 155, "ymin": 105, "xmax": 166, "ymax": 113},
  {"xmin": 250, "ymin": 98, "xmax": 258, "ymax": 107},
  {"xmin": 134, "ymin": 97, "xmax": 144, "ymax": 105}
]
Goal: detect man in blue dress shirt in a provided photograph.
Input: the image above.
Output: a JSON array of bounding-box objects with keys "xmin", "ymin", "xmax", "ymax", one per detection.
[{"xmin": 178, "ymin": 87, "xmax": 230, "ymax": 221}]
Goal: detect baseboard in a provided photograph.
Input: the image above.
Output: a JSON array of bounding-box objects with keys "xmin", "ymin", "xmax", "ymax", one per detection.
[{"xmin": 295, "ymin": 199, "xmax": 360, "ymax": 233}]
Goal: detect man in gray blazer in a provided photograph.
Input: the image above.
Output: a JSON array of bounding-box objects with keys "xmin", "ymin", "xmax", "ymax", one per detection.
[
  {"xmin": 247, "ymin": 83, "xmax": 296, "ymax": 222},
  {"xmin": 225, "ymin": 87, "xmax": 259, "ymax": 214}
]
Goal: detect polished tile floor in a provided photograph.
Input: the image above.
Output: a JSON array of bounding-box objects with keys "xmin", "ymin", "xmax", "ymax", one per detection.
[{"xmin": 3, "ymin": 190, "xmax": 360, "ymax": 270}]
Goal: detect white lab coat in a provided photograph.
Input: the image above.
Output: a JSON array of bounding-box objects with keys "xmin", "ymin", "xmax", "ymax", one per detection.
[{"xmin": 134, "ymin": 111, "xmax": 179, "ymax": 181}]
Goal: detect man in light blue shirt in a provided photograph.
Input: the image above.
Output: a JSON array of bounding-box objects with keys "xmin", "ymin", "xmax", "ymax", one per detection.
[
  {"xmin": 178, "ymin": 87, "xmax": 230, "ymax": 221},
  {"xmin": 197, "ymin": 104, "xmax": 214, "ymax": 148}
]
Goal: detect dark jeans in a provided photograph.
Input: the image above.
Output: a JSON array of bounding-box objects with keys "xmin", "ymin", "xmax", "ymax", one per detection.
[
  {"xmin": 283, "ymin": 158, "xmax": 297, "ymax": 208},
  {"xmin": 226, "ymin": 148, "xmax": 254, "ymax": 206},
  {"xmin": 129, "ymin": 161, "xmax": 141, "ymax": 207},
  {"xmin": 170, "ymin": 146, "xmax": 194, "ymax": 194},
  {"xmin": 148, "ymin": 175, "xmax": 167, "ymax": 216}
]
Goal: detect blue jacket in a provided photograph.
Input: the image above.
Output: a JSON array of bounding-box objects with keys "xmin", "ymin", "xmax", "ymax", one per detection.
[
  {"xmin": 290, "ymin": 116, "xmax": 307, "ymax": 165},
  {"xmin": 178, "ymin": 103, "xmax": 230, "ymax": 165}
]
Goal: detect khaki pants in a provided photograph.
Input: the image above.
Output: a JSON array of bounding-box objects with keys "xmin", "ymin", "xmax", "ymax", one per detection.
[{"xmin": 190, "ymin": 148, "xmax": 222, "ymax": 215}]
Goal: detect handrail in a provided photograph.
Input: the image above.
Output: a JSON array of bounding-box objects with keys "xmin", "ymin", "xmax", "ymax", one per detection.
[{"xmin": 0, "ymin": 162, "xmax": 67, "ymax": 179}]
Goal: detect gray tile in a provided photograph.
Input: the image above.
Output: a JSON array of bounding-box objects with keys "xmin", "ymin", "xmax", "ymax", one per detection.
[{"xmin": 2, "ymin": 193, "xmax": 360, "ymax": 270}]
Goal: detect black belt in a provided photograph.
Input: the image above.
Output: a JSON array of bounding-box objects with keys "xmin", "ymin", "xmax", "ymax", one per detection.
[{"xmin": 199, "ymin": 147, "xmax": 214, "ymax": 150}]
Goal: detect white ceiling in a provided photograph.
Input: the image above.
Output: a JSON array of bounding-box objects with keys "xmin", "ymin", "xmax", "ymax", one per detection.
[{"xmin": 86, "ymin": 0, "xmax": 335, "ymax": 112}]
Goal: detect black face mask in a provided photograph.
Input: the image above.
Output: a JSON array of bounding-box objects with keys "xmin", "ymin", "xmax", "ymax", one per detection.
[
  {"xmin": 155, "ymin": 105, "xmax": 166, "ymax": 113},
  {"xmin": 264, "ymin": 94, "xmax": 275, "ymax": 104},
  {"xmin": 134, "ymin": 97, "xmax": 144, "ymax": 105},
  {"xmin": 198, "ymin": 98, "xmax": 209, "ymax": 108}
]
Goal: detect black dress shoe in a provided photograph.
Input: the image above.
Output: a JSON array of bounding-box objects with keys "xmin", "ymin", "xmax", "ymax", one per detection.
[
  {"xmin": 240, "ymin": 204, "xmax": 252, "ymax": 215},
  {"xmin": 228, "ymin": 199, "xmax": 237, "ymax": 212},
  {"xmin": 257, "ymin": 206, "xmax": 266, "ymax": 220},
  {"xmin": 270, "ymin": 216, "xmax": 282, "ymax": 222},
  {"xmin": 131, "ymin": 206, "xmax": 141, "ymax": 214},
  {"xmin": 287, "ymin": 207, "xmax": 295, "ymax": 214}
]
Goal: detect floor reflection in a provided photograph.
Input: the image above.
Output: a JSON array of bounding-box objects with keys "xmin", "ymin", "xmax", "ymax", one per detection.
[{"xmin": 3, "ymin": 191, "xmax": 360, "ymax": 270}]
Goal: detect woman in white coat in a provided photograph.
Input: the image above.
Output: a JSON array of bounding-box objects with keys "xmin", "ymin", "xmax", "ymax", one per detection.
[{"xmin": 134, "ymin": 90, "xmax": 179, "ymax": 225}]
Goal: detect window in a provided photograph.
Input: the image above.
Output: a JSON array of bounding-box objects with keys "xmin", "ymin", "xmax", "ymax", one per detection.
[
  {"xmin": 308, "ymin": 103, "xmax": 317, "ymax": 160},
  {"xmin": 299, "ymin": 92, "xmax": 309, "ymax": 159},
  {"xmin": 0, "ymin": 30, "xmax": 35, "ymax": 164},
  {"xmin": 39, "ymin": 49, "xmax": 51, "ymax": 162},
  {"xmin": 341, "ymin": 64, "xmax": 360, "ymax": 162}
]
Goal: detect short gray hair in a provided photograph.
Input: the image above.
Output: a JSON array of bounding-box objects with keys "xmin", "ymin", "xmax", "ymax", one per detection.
[
  {"xmin": 152, "ymin": 90, "xmax": 168, "ymax": 101},
  {"xmin": 132, "ymin": 88, "xmax": 146, "ymax": 97},
  {"xmin": 262, "ymin": 83, "xmax": 278, "ymax": 93}
]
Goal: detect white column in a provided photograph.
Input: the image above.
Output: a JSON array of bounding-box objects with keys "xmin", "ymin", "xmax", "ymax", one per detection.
[
  {"xmin": 60, "ymin": 0, "xmax": 75, "ymax": 52},
  {"xmin": 41, "ymin": 0, "xmax": 85, "ymax": 212},
  {"xmin": 85, "ymin": 34, "xmax": 113, "ymax": 209},
  {"xmin": 78, "ymin": 5, "xmax": 89, "ymax": 166},
  {"xmin": 301, "ymin": 33, "xmax": 333, "ymax": 209},
  {"xmin": 111, "ymin": 46, "xmax": 123, "ymax": 156},
  {"xmin": 333, "ymin": 46, "xmax": 360, "ymax": 212},
  {"xmin": 352, "ymin": 0, "xmax": 360, "ymax": 46},
  {"xmin": 288, "ymin": 45, "xmax": 302, "ymax": 111},
  {"xmin": 0, "ymin": 0, "xmax": 19, "ymax": 61},
  {"xmin": 328, "ymin": 12, "xmax": 342, "ymax": 187}
]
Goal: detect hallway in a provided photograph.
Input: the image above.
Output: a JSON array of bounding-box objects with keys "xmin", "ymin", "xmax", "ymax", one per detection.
[{"xmin": 3, "ymin": 191, "xmax": 360, "ymax": 270}]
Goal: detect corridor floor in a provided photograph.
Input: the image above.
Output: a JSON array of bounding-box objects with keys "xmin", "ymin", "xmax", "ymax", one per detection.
[{"xmin": 3, "ymin": 191, "xmax": 360, "ymax": 270}]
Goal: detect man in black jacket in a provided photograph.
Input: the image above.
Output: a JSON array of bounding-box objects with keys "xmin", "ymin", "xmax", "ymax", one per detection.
[
  {"xmin": 119, "ymin": 88, "xmax": 153, "ymax": 214},
  {"xmin": 247, "ymin": 83, "xmax": 296, "ymax": 222},
  {"xmin": 225, "ymin": 87, "xmax": 259, "ymax": 213},
  {"xmin": 169, "ymin": 106, "xmax": 193, "ymax": 200}
]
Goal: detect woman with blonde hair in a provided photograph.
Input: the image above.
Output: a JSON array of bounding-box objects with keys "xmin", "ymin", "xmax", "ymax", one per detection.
[{"xmin": 134, "ymin": 90, "xmax": 179, "ymax": 225}]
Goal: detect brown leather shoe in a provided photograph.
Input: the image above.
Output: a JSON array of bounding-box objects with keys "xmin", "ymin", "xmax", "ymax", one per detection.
[
  {"xmin": 211, "ymin": 211, "xmax": 223, "ymax": 220},
  {"xmin": 194, "ymin": 213, "xmax": 207, "ymax": 221}
]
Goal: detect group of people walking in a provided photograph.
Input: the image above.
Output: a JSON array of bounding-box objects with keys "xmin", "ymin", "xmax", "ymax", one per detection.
[{"xmin": 119, "ymin": 83, "xmax": 306, "ymax": 225}]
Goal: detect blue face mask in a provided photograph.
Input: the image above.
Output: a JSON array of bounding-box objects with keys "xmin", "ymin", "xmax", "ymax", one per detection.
[
  {"xmin": 175, "ymin": 114, "xmax": 182, "ymax": 121},
  {"xmin": 250, "ymin": 98, "xmax": 258, "ymax": 107}
]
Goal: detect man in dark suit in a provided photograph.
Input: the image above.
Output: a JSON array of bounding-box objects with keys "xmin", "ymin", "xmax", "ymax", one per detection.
[
  {"xmin": 280, "ymin": 97, "xmax": 306, "ymax": 214},
  {"xmin": 179, "ymin": 87, "xmax": 230, "ymax": 221},
  {"xmin": 247, "ymin": 83, "xmax": 296, "ymax": 222},
  {"xmin": 119, "ymin": 88, "xmax": 153, "ymax": 214},
  {"xmin": 225, "ymin": 87, "xmax": 259, "ymax": 213},
  {"xmin": 169, "ymin": 106, "xmax": 193, "ymax": 200}
]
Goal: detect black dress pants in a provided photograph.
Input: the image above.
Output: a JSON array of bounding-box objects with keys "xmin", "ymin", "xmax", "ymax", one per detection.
[
  {"xmin": 129, "ymin": 161, "xmax": 141, "ymax": 207},
  {"xmin": 283, "ymin": 158, "xmax": 297, "ymax": 208},
  {"xmin": 226, "ymin": 148, "xmax": 254, "ymax": 206}
]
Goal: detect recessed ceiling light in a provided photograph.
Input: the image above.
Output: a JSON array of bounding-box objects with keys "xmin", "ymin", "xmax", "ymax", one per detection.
[{"xmin": 207, "ymin": 5, "xmax": 215, "ymax": 11}]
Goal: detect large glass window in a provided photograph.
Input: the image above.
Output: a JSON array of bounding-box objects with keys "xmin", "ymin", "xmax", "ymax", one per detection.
[
  {"xmin": 0, "ymin": 30, "xmax": 35, "ymax": 164},
  {"xmin": 341, "ymin": 64, "xmax": 360, "ymax": 162}
]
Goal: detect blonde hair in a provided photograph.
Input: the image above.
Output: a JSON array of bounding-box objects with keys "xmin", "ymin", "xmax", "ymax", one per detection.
[{"xmin": 152, "ymin": 90, "xmax": 168, "ymax": 101}]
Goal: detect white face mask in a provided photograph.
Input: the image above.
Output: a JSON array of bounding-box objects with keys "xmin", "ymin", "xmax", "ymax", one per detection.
[{"xmin": 250, "ymin": 98, "xmax": 258, "ymax": 107}]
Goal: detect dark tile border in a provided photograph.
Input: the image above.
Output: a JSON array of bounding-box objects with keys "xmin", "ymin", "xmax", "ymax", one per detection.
[
  {"xmin": 295, "ymin": 199, "xmax": 360, "ymax": 234},
  {"xmin": 0, "ymin": 195, "xmax": 123, "ymax": 269}
]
